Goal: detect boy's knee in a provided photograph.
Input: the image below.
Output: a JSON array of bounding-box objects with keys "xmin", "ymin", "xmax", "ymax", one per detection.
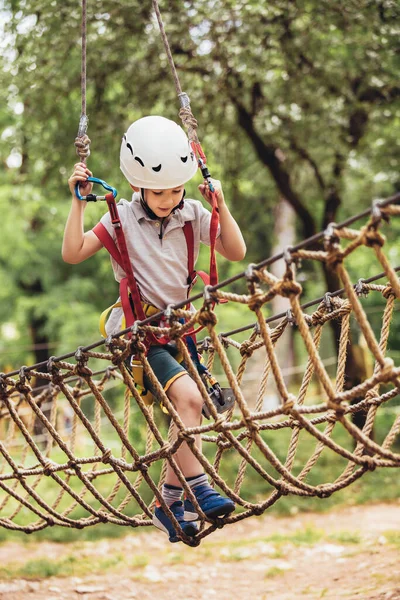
[
  {"xmin": 168, "ymin": 378, "xmax": 203, "ymax": 415},
  {"xmin": 184, "ymin": 390, "xmax": 203, "ymax": 414}
]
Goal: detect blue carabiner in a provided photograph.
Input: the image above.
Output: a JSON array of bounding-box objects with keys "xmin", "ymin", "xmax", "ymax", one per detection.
[{"xmin": 74, "ymin": 176, "xmax": 118, "ymax": 202}]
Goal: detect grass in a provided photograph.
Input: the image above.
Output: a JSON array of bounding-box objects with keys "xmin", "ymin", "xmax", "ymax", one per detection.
[
  {"xmin": 0, "ymin": 552, "xmax": 126, "ymax": 580},
  {"xmin": 1, "ymin": 519, "xmax": 399, "ymax": 581}
]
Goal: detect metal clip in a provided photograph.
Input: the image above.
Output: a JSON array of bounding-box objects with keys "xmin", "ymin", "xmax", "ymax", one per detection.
[
  {"xmin": 200, "ymin": 336, "xmax": 211, "ymax": 352},
  {"xmin": 130, "ymin": 322, "xmax": 141, "ymax": 337},
  {"xmin": 283, "ymin": 246, "xmax": 293, "ymax": 266},
  {"xmin": 164, "ymin": 304, "xmax": 175, "ymax": 323},
  {"xmin": 19, "ymin": 365, "xmax": 29, "ymax": 383},
  {"xmin": 245, "ymin": 263, "xmax": 259, "ymax": 282},
  {"xmin": 203, "ymin": 285, "xmax": 213, "ymax": 303},
  {"xmin": 371, "ymin": 199, "xmax": 382, "ymax": 224},
  {"xmin": 355, "ymin": 278, "xmax": 368, "ymax": 297},
  {"xmin": 324, "ymin": 292, "xmax": 333, "ymax": 312},
  {"xmin": 47, "ymin": 356, "xmax": 57, "ymax": 373},
  {"xmin": 286, "ymin": 309, "xmax": 296, "ymax": 326},
  {"xmin": 178, "ymin": 92, "xmax": 191, "ymax": 109},
  {"xmin": 253, "ymin": 321, "xmax": 261, "ymax": 335},
  {"xmin": 77, "ymin": 114, "xmax": 89, "ymax": 138},
  {"xmin": 74, "ymin": 346, "xmax": 84, "ymax": 362},
  {"xmin": 104, "ymin": 335, "xmax": 114, "ymax": 350},
  {"xmin": 324, "ymin": 222, "xmax": 339, "ymax": 247}
]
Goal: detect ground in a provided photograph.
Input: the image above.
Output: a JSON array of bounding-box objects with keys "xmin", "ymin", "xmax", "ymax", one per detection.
[{"xmin": 0, "ymin": 502, "xmax": 399, "ymax": 600}]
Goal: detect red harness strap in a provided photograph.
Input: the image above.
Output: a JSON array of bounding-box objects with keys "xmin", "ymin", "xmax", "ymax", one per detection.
[
  {"xmin": 182, "ymin": 217, "xmax": 210, "ymax": 290},
  {"xmin": 93, "ymin": 194, "xmax": 207, "ymax": 338},
  {"xmin": 190, "ymin": 140, "xmax": 219, "ymax": 287}
]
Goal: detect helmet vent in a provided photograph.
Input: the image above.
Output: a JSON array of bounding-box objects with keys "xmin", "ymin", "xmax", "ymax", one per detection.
[
  {"xmin": 181, "ymin": 156, "xmax": 188, "ymax": 163},
  {"xmin": 135, "ymin": 156, "xmax": 144, "ymax": 166},
  {"xmin": 126, "ymin": 142, "xmax": 134, "ymax": 155},
  {"xmin": 152, "ymin": 164, "xmax": 162, "ymax": 172}
]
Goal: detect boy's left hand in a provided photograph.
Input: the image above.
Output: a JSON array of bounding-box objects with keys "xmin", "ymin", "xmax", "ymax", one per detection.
[{"xmin": 198, "ymin": 178, "xmax": 225, "ymax": 209}]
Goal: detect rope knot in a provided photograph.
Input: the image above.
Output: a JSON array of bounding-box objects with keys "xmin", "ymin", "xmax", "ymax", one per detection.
[
  {"xmin": 179, "ymin": 430, "xmax": 195, "ymax": 444},
  {"xmin": 363, "ymin": 455, "xmax": 377, "ymax": 471},
  {"xmin": 178, "ymin": 106, "xmax": 198, "ymax": 142},
  {"xmin": 382, "ymin": 285, "xmax": 395, "ymax": 299},
  {"xmin": 380, "ymin": 357, "xmax": 395, "ymax": 381},
  {"xmin": 327, "ymin": 399, "xmax": 347, "ymax": 414},
  {"xmin": 43, "ymin": 460, "xmax": 54, "ymax": 477},
  {"xmin": 279, "ymin": 279, "xmax": 302, "ymax": 298},
  {"xmin": 282, "ymin": 395, "xmax": 296, "ymax": 415},
  {"xmin": 67, "ymin": 459, "xmax": 80, "ymax": 471},
  {"xmin": 317, "ymin": 487, "xmax": 332, "ymax": 499},
  {"xmin": 97, "ymin": 510, "xmax": 109, "ymax": 523},
  {"xmin": 198, "ymin": 310, "xmax": 217, "ymax": 327},
  {"xmin": 75, "ymin": 134, "xmax": 91, "ymax": 160},
  {"xmin": 240, "ymin": 340, "xmax": 254, "ymax": 358},
  {"xmin": 364, "ymin": 228, "xmax": 385, "ymax": 247},
  {"xmin": 247, "ymin": 290, "xmax": 266, "ymax": 312},
  {"xmin": 102, "ymin": 448, "xmax": 112, "ymax": 464},
  {"xmin": 279, "ymin": 482, "xmax": 290, "ymax": 496},
  {"xmin": 213, "ymin": 416, "xmax": 226, "ymax": 430},
  {"xmin": 326, "ymin": 249, "xmax": 344, "ymax": 269}
]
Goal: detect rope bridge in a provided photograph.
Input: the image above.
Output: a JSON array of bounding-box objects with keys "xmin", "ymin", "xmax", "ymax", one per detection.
[{"xmin": 0, "ymin": 195, "xmax": 399, "ymax": 546}]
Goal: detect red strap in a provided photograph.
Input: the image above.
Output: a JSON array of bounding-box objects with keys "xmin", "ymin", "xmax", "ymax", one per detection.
[
  {"xmin": 183, "ymin": 221, "xmax": 197, "ymax": 287},
  {"xmin": 190, "ymin": 140, "xmax": 219, "ymax": 287},
  {"xmin": 120, "ymin": 278, "xmax": 135, "ymax": 329},
  {"xmin": 100, "ymin": 193, "xmax": 147, "ymax": 323},
  {"xmin": 93, "ymin": 223, "xmax": 123, "ymax": 268},
  {"xmin": 209, "ymin": 190, "xmax": 219, "ymax": 286}
]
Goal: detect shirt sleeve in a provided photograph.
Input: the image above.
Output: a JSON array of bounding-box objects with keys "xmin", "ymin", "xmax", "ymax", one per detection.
[
  {"xmin": 95, "ymin": 199, "xmax": 130, "ymax": 241},
  {"xmin": 97, "ymin": 210, "xmax": 114, "ymax": 239},
  {"xmin": 198, "ymin": 202, "xmax": 221, "ymax": 247}
]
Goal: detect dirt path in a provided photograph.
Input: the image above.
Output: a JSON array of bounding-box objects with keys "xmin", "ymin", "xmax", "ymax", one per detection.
[{"xmin": 0, "ymin": 502, "xmax": 400, "ymax": 600}]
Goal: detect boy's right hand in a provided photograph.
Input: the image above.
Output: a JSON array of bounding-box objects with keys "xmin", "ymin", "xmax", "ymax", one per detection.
[{"xmin": 68, "ymin": 163, "xmax": 93, "ymax": 198}]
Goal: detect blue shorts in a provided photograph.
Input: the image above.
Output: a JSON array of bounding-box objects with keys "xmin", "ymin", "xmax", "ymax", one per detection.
[{"xmin": 145, "ymin": 343, "xmax": 187, "ymax": 393}]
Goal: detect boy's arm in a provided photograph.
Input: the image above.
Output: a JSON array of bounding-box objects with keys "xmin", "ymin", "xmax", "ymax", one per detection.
[
  {"xmin": 62, "ymin": 163, "xmax": 103, "ymax": 264},
  {"xmin": 198, "ymin": 179, "xmax": 246, "ymax": 262}
]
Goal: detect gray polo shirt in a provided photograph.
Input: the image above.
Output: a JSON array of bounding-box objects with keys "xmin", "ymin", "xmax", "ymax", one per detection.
[{"xmin": 97, "ymin": 192, "xmax": 219, "ymax": 335}]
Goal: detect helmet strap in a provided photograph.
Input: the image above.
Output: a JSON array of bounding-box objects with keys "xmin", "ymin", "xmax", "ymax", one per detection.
[
  {"xmin": 140, "ymin": 188, "xmax": 186, "ymax": 220},
  {"xmin": 140, "ymin": 188, "xmax": 158, "ymax": 220}
]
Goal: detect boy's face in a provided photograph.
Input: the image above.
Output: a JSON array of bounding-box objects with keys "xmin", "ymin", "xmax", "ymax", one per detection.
[{"xmin": 132, "ymin": 185, "xmax": 185, "ymax": 218}]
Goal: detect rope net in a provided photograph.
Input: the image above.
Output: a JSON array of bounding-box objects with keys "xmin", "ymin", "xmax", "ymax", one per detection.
[{"xmin": 0, "ymin": 199, "xmax": 399, "ymax": 546}]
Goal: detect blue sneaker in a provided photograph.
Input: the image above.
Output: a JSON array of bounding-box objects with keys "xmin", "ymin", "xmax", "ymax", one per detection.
[
  {"xmin": 184, "ymin": 484, "xmax": 235, "ymax": 520},
  {"xmin": 153, "ymin": 500, "xmax": 199, "ymax": 543}
]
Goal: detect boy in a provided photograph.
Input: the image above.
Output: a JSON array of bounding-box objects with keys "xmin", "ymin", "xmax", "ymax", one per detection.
[{"xmin": 63, "ymin": 115, "xmax": 246, "ymax": 542}]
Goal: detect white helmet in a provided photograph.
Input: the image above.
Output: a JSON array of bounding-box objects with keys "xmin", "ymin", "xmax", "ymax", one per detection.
[{"xmin": 120, "ymin": 116, "xmax": 198, "ymax": 189}]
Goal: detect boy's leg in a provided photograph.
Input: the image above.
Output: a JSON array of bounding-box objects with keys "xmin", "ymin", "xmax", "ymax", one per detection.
[
  {"xmin": 166, "ymin": 374, "xmax": 235, "ymax": 520},
  {"xmin": 148, "ymin": 347, "xmax": 234, "ymax": 540},
  {"xmin": 148, "ymin": 348, "xmax": 202, "ymax": 541},
  {"xmin": 164, "ymin": 373, "xmax": 204, "ymax": 485}
]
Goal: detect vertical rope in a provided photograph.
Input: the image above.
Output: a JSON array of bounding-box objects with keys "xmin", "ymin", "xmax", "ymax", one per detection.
[
  {"xmin": 74, "ymin": 0, "xmax": 91, "ymax": 163},
  {"xmin": 152, "ymin": 0, "xmax": 183, "ymax": 96},
  {"xmin": 81, "ymin": 0, "xmax": 87, "ymax": 118}
]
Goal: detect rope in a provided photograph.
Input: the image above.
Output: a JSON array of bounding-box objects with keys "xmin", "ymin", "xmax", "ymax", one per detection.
[
  {"xmin": 152, "ymin": 0, "xmax": 200, "ymax": 144},
  {"xmin": 74, "ymin": 0, "xmax": 90, "ymax": 163}
]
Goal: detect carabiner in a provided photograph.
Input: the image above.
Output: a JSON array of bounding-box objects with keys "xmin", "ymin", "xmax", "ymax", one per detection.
[{"xmin": 74, "ymin": 176, "xmax": 118, "ymax": 202}]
